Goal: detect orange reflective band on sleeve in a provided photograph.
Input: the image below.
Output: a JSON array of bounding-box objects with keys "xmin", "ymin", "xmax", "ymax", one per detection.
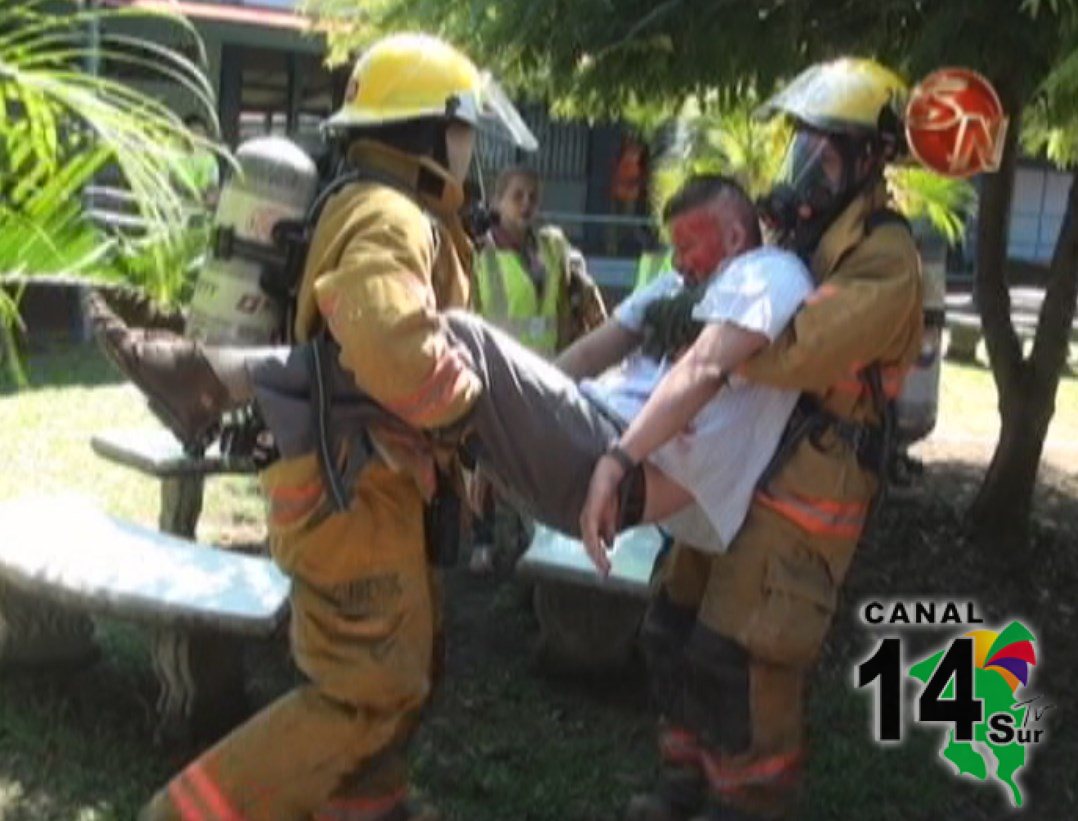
[
  {"xmin": 700, "ymin": 749, "xmax": 804, "ymax": 793},
  {"xmin": 169, "ymin": 762, "xmax": 246, "ymax": 821},
  {"xmin": 831, "ymin": 365, "xmax": 907, "ymax": 399},
  {"xmin": 314, "ymin": 787, "xmax": 408, "ymax": 820},
  {"xmin": 317, "ymin": 292, "xmax": 343, "ymax": 324},
  {"xmin": 167, "ymin": 778, "xmax": 205, "ymax": 821},
  {"xmin": 755, "ymin": 489, "xmax": 867, "ymax": 540},
  {"xmin": 381, "ymin": 347, "xmax": 472, "ymax": 428},
  {"xmin": 267, "ymin": 481, "xmax": 324, "ymax": 527},
  {"xmin": 804, "ymin": 283, "xmax": 840, "ymax": 305}
]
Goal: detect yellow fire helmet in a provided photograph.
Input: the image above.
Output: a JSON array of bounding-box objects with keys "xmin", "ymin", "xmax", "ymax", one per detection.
[
  {"xmin": 324, "ymin": 33, "xmax": 538, "ymax": 152},
  {"xmin": 758, "ymin": 57, "xmax": 908, "ymax": 142}
]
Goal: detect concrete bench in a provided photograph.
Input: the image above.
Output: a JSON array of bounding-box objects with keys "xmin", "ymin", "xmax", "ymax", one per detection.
[
  {"xmin": 945, "ymin": 313, "xmax": 984, "ymax": 363},
  {"xmin": 0, "ymin": 494, "xmax": 291, "ymax": 745},
  {"xmin": 945, "ymin": 311, "xmax": 1078, "ymax": 370},
  {"xmin": 91, "ymin": 427, "xmax": 257, "ymax": 538},
  {"xmin": 516, "ymin": 524, "xmax": 665, "ymax": 671}
]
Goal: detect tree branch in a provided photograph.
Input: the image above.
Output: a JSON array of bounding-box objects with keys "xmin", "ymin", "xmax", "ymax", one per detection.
[{"xmin": 977, "ymin": 97, "xmax": 1025, "ymax": 397}]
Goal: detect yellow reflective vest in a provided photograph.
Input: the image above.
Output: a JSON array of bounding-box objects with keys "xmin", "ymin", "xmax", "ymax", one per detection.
[
  {"xmin": 633, "ymin": 248, "xmax": 673, "ymax": 291},
  {"xmin": 474, "ymin": 227, "xmax": 569, "ymax": 354}
]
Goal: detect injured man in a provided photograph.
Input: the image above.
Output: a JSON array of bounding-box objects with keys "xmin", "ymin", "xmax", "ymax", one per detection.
[{"xmin": 87, "ymin": 175, "xmax": 812, "ymax": 569}]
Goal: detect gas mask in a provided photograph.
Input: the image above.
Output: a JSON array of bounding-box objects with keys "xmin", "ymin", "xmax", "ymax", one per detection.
[{"xmin": 759, "ymin": 129, "xmax": 864, "ymax": 255}]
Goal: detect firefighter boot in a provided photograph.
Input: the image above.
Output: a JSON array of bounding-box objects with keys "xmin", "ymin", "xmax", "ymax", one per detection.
[
  {"xmin": 85, "ymin": 291, "xmax": 229, "ymax": 451},
  {"xmin": 91, "ymin": 283, "xmax": 187, "ymax": 333},
  {"xmin": 624, "ymin": 765, "xmax": 705, "ymax": 821}
]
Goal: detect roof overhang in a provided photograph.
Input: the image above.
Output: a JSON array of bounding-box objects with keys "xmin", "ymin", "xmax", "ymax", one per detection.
[{"xmin": 110, "ymin": 0, "xmax": 312, "ymax": 32}]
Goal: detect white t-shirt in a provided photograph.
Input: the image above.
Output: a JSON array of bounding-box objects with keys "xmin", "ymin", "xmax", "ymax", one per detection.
[
  {"xmin": 580, "ymin": 247, "xmax": 813, "ymax": 552},
  {"xmin": 580, "ymin": 270, "xmax": 682, "ymax": 421}
]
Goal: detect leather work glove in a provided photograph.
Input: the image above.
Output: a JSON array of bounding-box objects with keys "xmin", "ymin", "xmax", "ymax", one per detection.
[{"xmin": 640, "ymin": 283, "xmax": 707, "ymax": 360}]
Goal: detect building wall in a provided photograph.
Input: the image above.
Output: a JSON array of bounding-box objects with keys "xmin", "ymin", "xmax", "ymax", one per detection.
[{"xmin": 1008, "ymin": 165, "xmax": 1072, "ymax": 263}]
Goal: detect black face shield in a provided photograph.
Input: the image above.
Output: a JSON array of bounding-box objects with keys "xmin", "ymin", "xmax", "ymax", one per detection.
[{"xmin": 759, "ymin": 128, "xmax": 870, "ymax": 256}]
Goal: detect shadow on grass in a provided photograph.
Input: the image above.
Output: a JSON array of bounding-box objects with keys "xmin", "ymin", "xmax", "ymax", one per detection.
[{"xmin": 0, "ymin": 459, "xmax": 1073, "ymax": 820}]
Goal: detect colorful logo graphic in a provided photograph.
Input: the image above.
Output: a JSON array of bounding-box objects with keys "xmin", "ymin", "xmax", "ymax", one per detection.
[
  {"xmin": 906, "ymin": 67, "xmax": 1008, "ymax": 178},
  {"xmin": 857, "ymin": 618, "xmax": 1051, "ymax": 807}
]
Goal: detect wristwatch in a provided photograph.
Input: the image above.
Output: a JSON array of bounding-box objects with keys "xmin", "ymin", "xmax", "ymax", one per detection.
[{"xmin": 605, "ymin": 441, "xmax": 637, "ymax": 474}]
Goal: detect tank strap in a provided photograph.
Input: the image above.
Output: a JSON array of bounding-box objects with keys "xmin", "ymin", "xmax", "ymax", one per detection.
[
  {"xmin": 756, "ymin": 206, "xmax": 909, "ymax": 533},
  {"xmin": 859, "ymin": 362, "xmax": 896, "ymax": 542},
  {"xmin": 270, "ymin": 167, "xmax": 419, "ymax": 342},
  {"xmin": 306, "ymin": 330, "xmax": 382, "ymax": 515},
  {"xmin": 756, "ymin": 389, "xmax": 890, "ymax": 499}
]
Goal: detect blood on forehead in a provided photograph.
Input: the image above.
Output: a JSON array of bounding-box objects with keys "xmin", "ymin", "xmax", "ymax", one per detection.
[{"xmin": 669, "ymin": 207, "xmax": 727, "ymax": 283}]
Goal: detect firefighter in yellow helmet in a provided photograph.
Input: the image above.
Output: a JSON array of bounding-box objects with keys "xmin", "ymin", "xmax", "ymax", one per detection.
[
  {"xmin": 591, "ymin": 59, "xmax": 924, "ymax": 819},
  {"xmin": 142, "ymin": 33, "xmax": 536, "ymax": 821}
]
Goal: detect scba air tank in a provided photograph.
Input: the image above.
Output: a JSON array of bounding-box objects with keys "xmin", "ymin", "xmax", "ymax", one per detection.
[
  {"xmin": 186, "ymin": 136, "xmax": 319, "ymax": 345},
  {"xmin": 895, "ymin": 226, "xmax": 946, "ymax": 445}
]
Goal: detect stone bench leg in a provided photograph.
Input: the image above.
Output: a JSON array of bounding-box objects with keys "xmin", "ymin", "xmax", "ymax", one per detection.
[
  {"xmin": 0, "ymin": 581, "xmax": 97, "ymax": 669},
  {"xmin": 150, "ymin": 627, "xmax": 249, "ymax": 747},
  {"xmin": 160, "ymin": 475, "xmax": 204, "ymax": 539},
  {"xmin": 153, "ymin": 475, "xmax": 250, "ymax": 746},
  {"xmin": 946, "ymin": 324, "xmax": 982, "ymax": 363}
]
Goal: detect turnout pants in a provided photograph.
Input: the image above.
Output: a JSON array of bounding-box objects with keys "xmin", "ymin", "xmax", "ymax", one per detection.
[
  {"xmin": 144, "ymin": 312, "xmax": 634, "ymax": 820},
  {"xmin": 143, "ymin": 462, "xmax": 439, "ymax": 820},
  {"xmin": 444, "ymin": 310, "xmax": 635, "ymax": 535},
  {"xmin": 642, "ymin": 493, "xmax": 859, "ymax": 818}
]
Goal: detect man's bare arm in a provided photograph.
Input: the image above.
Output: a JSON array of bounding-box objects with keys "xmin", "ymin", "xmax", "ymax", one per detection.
[
  {"xmin": 554, "ymin": 318, "xmax": 640, "ymax": 380},
  {"xmin": 619, "ymin": 322, "xmax": 770, "ymax": 463},
  {"xmin": 579, "ymin": 321, "xmax": 773, "ymax": 573}
]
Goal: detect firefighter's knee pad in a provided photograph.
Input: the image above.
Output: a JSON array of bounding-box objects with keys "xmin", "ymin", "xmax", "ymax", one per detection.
[{"xmin": 683, "ymin": 625, "xmax": 751, "ymax": 754}]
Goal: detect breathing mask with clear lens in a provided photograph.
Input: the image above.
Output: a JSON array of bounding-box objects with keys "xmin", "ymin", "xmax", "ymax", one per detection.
[{"xmin": 759, "ymin": 129, "xmax": 856, "ymax": 255}]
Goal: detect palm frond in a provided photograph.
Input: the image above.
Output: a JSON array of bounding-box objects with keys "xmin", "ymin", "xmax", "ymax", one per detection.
[{"xmin": 886, "ymin": 167, "xmax": 977, "ymax": 245}]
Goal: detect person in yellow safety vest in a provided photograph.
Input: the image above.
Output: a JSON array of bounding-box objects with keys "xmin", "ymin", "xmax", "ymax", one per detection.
[
  {"xmin": 634, "ymin": 245, "xmax": 675, "ymax": 292},
  {"xmin": 138, "ymin": 33, "xmax": 538, "ymax": 821},
  {"xmin": 470, "ymin": 165, "xmax": 606, "ymax": 572},
  {"xmin": 580, "ymin": 58, "xmax": 923, "ymax": 821},
  {"xmin": 474, "ymin": 165, "xmax": 607, "ymax": 356}
]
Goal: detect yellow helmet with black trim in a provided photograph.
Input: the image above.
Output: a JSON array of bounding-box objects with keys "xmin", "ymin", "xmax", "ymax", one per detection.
[
  {"xmin": 324, "ymin": 33, "xmax": 537, "ymax": 151},
  {"xmin": 758, "ymin": 58, "xmax": 908, "ymax": 140},
  {"xmin": 757, "ymin": 59, "xmax": 908, "ymax": 253}
]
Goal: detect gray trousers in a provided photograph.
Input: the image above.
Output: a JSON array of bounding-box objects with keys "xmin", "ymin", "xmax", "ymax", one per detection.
[{"xmin": 249, "ymin": 310, "xmax": 628, "ymax": 538}]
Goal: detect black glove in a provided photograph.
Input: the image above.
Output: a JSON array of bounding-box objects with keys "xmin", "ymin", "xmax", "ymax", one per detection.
[{"xmin": 640, "ymin": 283, "xmax": 707, "ymax": 360}]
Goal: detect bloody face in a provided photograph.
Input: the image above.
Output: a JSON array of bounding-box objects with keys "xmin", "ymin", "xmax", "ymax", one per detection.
[{"xmin": 669, "ymin": 207, "xmax": 727, "ymax": 284}]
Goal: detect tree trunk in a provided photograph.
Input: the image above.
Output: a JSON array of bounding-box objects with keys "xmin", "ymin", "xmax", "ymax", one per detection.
[{"xmin": 969, "ymin": 97, "xmax": 1078, "ymax": 557}]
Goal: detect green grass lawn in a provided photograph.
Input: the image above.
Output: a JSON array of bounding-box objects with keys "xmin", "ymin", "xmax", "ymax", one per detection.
[
  {"xmin": 0, "ymin": 345, "xmax": 1074, "ymax": 820},
  {"xmin": 936, "ymin": 358, "xmax": 1078, "ymax": 445},
  {"xmin": 0, "ymin": 344, "xmax": 265, "ymax": 542}
]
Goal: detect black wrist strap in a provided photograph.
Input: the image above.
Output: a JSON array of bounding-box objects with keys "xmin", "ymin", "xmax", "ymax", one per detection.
[{"xmin": 606, "ymin": 442, "xmax": 637, "ymax": 474}]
